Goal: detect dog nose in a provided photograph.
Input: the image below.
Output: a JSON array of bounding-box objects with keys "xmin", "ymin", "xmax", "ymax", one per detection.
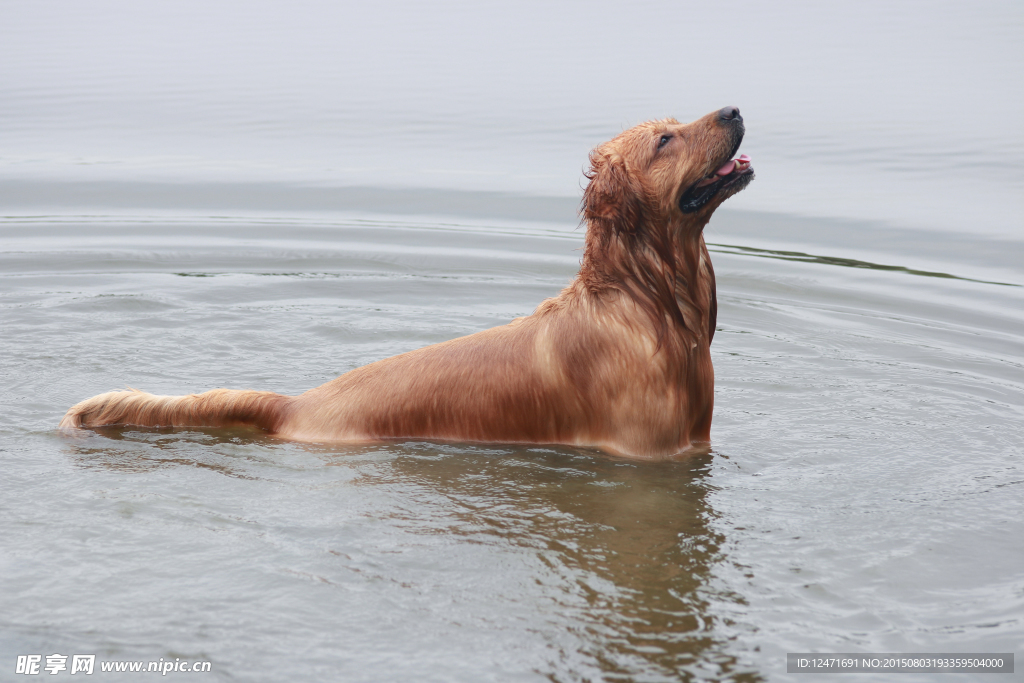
[{"xmin": 718, "ymin": 106, "xmax": 742, "ymax": 122}]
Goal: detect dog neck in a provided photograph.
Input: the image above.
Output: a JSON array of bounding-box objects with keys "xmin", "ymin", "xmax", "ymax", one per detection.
[{"xmin": 575, "ymin": 213, "xmax": 716, "ymax": 349}]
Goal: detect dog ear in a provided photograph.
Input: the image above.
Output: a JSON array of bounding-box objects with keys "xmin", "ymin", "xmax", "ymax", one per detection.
[
  {"xmin": 581, "ymin": 145, "xmax": 689, "ymax": 346},
  {"xmin": 582, "ymin": 149, "xmax": 646, "ymax": 236}
]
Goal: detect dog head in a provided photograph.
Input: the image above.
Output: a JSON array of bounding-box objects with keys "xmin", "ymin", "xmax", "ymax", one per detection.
[{"xmin": 583, "ymin": 107, "xmax": 754, "ymax": 231}]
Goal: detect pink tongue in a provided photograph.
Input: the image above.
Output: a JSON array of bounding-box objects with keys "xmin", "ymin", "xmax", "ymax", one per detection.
[{"xmin": 715, "ymin": 154, "xmax": 750, "ymax": 177}]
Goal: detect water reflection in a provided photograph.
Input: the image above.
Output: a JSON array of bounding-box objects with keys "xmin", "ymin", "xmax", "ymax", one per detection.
[
  {"xmin": 359, "ymin": 443, "xmax": 761, "ymax": 682},
  {"xmin": 65, "ymin": 425, "xmax": 281, "ymax": 479},
  {"xmin": 66, "ymin": 430, "xmax": 761, "ymax": 681}
]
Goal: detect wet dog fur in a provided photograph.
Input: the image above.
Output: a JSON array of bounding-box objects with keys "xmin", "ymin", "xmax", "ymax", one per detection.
[{"xmin": 61, "ymin": 108, "xmax": 753, "ymax": 459}]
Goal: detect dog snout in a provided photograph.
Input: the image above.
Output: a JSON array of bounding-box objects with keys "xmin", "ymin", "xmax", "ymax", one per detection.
[{"xmin": 717, "ymin": 106, "xmax": 742, "ymax": 123}]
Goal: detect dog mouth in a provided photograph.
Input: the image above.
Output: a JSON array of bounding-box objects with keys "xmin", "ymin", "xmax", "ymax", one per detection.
[{"xmin": 678, "ymin": 154, "xmax": 754, "ymax": 214}]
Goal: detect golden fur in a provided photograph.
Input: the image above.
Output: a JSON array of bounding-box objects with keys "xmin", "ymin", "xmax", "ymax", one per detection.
[{"xmin": 61, "ymin": 108, "xmax": 754, "ymax": 459}]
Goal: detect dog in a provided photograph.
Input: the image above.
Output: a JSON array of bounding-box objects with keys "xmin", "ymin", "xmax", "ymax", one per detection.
[{"xmin": 60, "ymin": 106, "xmax": 753, "ymax": 459}]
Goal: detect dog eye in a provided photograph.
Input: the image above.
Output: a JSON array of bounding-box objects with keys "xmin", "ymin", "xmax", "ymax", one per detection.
[{"xmin": 657, "ymin": 134, "xmax": 672, "ymax": 150}]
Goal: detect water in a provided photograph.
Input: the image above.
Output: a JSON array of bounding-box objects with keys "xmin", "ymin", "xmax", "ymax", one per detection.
[{"xmin": 1, "ymin": 2, "xmax": 1022, "ymax": 681}]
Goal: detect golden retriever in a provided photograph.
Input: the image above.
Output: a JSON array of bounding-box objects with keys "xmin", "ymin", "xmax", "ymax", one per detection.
[{"xmin": 61, "ymin": 106, "xmax": 754, "ymax": 458}]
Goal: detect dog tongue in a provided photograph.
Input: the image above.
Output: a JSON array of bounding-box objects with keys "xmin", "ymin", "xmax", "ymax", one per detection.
[
  {"xmin": 715, "ymin": 160, "xmax": 736, "ymax": 176},
  {"xmin": 716, "ymin": 154, "xmax": 750, "ymax": 176}
]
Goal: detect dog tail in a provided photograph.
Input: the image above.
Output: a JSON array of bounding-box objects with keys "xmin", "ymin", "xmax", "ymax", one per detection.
[{"xmin": 59, "ymin": 388, "xmax": 290, "ymax": 433}]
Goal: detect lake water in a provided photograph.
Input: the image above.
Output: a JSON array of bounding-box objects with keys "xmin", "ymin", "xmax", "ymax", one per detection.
[{"xmin": 1, "ymin": 2, "xmax": 1022, "ymax": 681}]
